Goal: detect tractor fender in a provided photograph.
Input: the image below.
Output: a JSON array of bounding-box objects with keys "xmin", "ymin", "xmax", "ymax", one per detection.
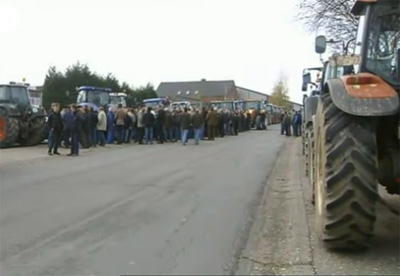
[
  {"xmin": 325, "ymin": 76, "xmax": 399, "ymax": 116},
  {"xmin": 304, "ymin": 96, "xmax": 319, "ymax": 123}
]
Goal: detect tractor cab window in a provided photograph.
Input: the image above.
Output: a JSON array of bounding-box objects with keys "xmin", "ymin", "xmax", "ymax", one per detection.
[
  {"xmin": 77, "ymin": 90, "xmax": 86, "ymax": 103},
  {"xmin": 88, "ymin": 91, "xmax": 109, "ymax": 107},
  {"xmin": 246, "ymin": 102, "xmax": 260, "ymax": 110},
  {"xmin": 366, "ymin": 2, "xmax": 400, "ymax": 85},
  {"xmin": 0, "ymin": 86, "xmax": 30, "ymax": 105}
]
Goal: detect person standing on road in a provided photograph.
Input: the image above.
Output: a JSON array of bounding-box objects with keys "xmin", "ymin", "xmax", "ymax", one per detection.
[
  {"xmin": 89, "ymin": 107, "xmax": 98, "ymax": 147},
  {"xmin": 136, "ymin": 106, "xmax": 145, "ymax": 144},
  {"xmin": 62, "ymin": 105, "xmax": 72, "ymax": 148},
  {"xmin": 284, "ymin": 112, "xmax": 291, "ymax": 137},
  {"xmin": 97, "ymin": 106, "xmax": 107, "ymax": 146},
  {"xmin": 143, "ymin": 107, "xmax": 155, "ymax": 145},
  {"xmin": 206, "ymin": 107, "xmax": 218, "ymax": 140},
  {"xmin": 68, "ymin": 104, "xmax": 82, "ymax": 156},
  {"xmin": 280, "ymin": 111, "xmax": 285, "ymax": 135},
  {"xmin": 180, "ymin": 107, "xmax": 191, "ymax": 145},
  {"xmin": 47, "ymin": 103, "xmax": 63, "ymax": 155},
  {"xmin": 191, "ymin": 109, "xmax": 204, "ymax": 145},
  {"xmin": 115, "ymin": 104, "xmax": 126, "ymax": 145},
  {"xmin": 156, "ymin": 105, "xmax": 166, "ymax": 144}
]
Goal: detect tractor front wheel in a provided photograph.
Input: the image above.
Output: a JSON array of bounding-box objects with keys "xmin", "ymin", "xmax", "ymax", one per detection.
[
  {"xmin": 20, "ymin": 117, "xmax": 46, "ymax": 146},
  {"xmin": 314, "ymin": 93, "xmax": 379, "ymax": 251}
]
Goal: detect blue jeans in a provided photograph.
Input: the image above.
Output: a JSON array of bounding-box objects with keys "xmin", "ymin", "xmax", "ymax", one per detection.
[
  {"xmin": 194, "ymin": 128, "xmax": 201, "ymax": 144},
  {"xmin": 174, "ymin": 126, "xmax": 181, "ymax": 141},
  {"xmin": 125, "ymin": 128, "xmax": 132, "ymax": 143},
  {"xmin": 71, "ymin": 130, "xmax": 80, "ymax": 155},
  {"xmin": 181, "ymin": 128, "xmax": 189, "ymax": 144},
  {"xmin": 91, "ymin": 128, "xmax": 97, "ymax": 146},
  {"xmin": 97, "ymin": 130, "xmax": 106, "ymax": 145},
  {"xmin": 145, "ymin": 127, "xmax": 154, "ymax": 144}
]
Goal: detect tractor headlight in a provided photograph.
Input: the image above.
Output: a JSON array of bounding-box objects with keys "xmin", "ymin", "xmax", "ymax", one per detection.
[{"xmin": 32, "ymin": 107, "xmax": 38, "ymax": 113}]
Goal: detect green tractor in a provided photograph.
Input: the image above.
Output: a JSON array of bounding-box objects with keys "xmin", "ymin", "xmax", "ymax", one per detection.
[{"xmin": 0, "ymin": 83, "xmax": 46, "ymax": 148}]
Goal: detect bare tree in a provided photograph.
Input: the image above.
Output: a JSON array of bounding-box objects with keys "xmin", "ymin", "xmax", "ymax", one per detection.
[{"xmin": 296, "ymin": 0, "xmax": 358, "ymax": 51}]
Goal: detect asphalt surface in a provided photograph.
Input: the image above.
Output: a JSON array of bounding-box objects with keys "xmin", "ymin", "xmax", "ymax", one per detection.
[
  {"xmin": 237, "ymin": 138, "xmax": 400, "ymax": 275},
  {"xmin": 0, "ymin": 126, "xmax": 284, "ymax": 276}
]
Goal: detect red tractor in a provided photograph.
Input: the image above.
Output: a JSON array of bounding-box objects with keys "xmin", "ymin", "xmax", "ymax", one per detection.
[{"xmin": 311, "ymin": 0, "xmax": 399, "ymax": 251}]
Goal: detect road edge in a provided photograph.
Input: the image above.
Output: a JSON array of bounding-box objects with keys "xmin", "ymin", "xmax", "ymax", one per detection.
[{"xmin": 233, "ymin": 138, "xmax": 288, "ymax": 275}]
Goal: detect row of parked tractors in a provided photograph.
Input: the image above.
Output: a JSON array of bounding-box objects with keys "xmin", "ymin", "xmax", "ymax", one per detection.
[{"xmin": 301, "ymin": 0, "xmax": 399, "ymax": 252}]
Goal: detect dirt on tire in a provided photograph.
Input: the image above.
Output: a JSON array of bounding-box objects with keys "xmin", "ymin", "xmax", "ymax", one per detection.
[{"xmin": 314, "ymin": 92, "xmax": 379, "ymax": 251}]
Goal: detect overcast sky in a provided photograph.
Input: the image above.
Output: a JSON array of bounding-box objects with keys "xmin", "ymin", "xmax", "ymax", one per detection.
[{"xmin": 0, "ymin": 0, "xmax": 323, "ymax": 104}]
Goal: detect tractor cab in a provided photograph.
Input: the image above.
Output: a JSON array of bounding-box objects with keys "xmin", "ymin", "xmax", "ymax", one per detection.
[
  {"xmin": 316, "ymin": 0, "xmax": 399, "ymax": 90},
  {"xmin": 209, "ymin": 100, "xmax": 234, "ymax": 111},
  {"xmin": 0, "ymin": 82, "xmax": 32, "ymax": 108},
  {"xmin": 234, "ymin": 100, "xmax": 245, "ymax": 111},
  {"xmin": 110, "ymin": 92, "xmax": 127, "ymax": 108},
  {"xmin": 170, "ymin": 101, "xmax": 192, "ymax": 110},
  {"xmin": 143, "ymin": 98, "xmax": 168, "ymax": 109},
  {"xmin": 76, "ymin": 86, "xmax": 112, "ymax": 112}
]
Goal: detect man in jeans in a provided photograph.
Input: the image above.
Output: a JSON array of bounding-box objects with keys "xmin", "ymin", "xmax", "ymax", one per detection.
[
  {"xmin": 191, "ymin": 109, "xmax": 204, "ymax": 145},
  {"xmin": 143, "ymin": 107, "xmax": 155, "ymax": 144},
  {"xmin": 47, "ymin": 103, "xmax": 63, "ymax": 155},
  {"xmin": 179, "ymin": 107, "xmax": 191, "ymax": 145},
  {"xmin": 114, "ymin": 104, "xmax": 126, "ymax": 144}
]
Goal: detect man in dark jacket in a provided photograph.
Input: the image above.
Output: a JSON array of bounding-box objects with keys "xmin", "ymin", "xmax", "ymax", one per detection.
[
  {"xmin": 156, "ymin": 106, "xmax": 166, "ymax": 144},
  {"xmin": 68, "ymin": 104, "xmax": 82, "ymax": 156},
  {"xmin": 180, "ymin": 107, "xmax": 191, "ymax": 145},
  {"xmin": 47, "ymin": 103, "xmax": 63, "ymax": 155},
  {"xmin": 206, "ymin": 108, "xmax": 218, "ymax": 140},
  {"xmin": 192, "ymin": 109, "xmax": 204, "ymax": 145},
  {"xmin": 143, "ymin": 107, "xmax": 155, "ymax": 144},
  {"xmin": 62, "ymin": 106, "xmax": 72, "ymax": 148}
]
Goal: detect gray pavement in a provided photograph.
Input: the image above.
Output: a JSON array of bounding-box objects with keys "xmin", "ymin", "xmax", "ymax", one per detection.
[
  {"xmin": 237, "ymin": 138, "xmax": 400, "ymax": 275},
  {"xmin": 0, "ymin": 126, "xmax": 284, "ymax": 276}
]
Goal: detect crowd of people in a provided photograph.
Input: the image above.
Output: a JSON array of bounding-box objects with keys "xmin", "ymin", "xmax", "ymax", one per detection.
[
  {"xmin": 280, "ymin": 110, "xmax": 302, "ymax": 137},
  {"xmin": 46, "ymin": 102, "xmax": 262, "ymax": 156}
]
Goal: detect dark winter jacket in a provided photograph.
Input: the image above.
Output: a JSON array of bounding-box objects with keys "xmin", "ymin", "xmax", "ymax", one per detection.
[{"xmin": 48, "ymin": 111, "xmax": 63, "ymax": 132}]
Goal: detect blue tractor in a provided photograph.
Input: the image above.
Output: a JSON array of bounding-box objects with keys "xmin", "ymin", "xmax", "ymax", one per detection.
[
  {"xmin": 143, "ymin": 98, "xmax": 168, "ymax": 109},
  {"xmin": 76, "ymin": 86, "xmax": 112, "ymax": 111}
]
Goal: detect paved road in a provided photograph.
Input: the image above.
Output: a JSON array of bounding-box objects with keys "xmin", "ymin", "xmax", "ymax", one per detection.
[
  {"xmin": 0, "ymin": 126, "xmax": 284, "ymax": 276},
  {"xmin": 238, "ymin": 138, "xmax": 400, "ymax": 275}
]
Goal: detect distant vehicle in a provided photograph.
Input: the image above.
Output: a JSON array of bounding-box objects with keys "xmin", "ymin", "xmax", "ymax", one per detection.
[
  {"xmin": 170, "ymin": 101, "xmax": 192, "ymax": 110},
  {"xmin": 209, "ymin": 100, "xmax": 235, "ymax": 111},
  {"xmin": 0, "ymin": 82, "xmax": 46, "ymax": 148},
  {"xmin": 76, "ymin": 86, "xmax": 112, "ymax": 112},
  {"xmin": 143, "ymin": 97, "xmax": 168, "ymax": 108},
  {"xmin": 110, "ymin": 92, "xmax": 127, "ymax": 108}
]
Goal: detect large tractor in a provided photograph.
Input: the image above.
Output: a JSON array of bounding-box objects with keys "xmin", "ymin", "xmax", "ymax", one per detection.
[
  {"xmin": 0, "ymin": 83, "xmax": 46, "ymax": 148},
  {"xmin": 310, "ymin": 0, "xmax": 399, "ymax": 251}
]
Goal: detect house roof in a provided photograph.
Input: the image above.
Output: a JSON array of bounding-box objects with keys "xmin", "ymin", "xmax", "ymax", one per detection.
[{"xmin": 156, "ymin": 80, "xmax": 236, "ymax": 99}]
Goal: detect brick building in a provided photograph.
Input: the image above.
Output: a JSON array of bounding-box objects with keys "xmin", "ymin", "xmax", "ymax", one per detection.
[{"xmin": 156, "ymin": 79, "xmax": 239, "ymax": 103}]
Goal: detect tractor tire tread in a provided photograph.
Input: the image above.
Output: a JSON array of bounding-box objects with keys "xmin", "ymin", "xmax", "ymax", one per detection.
[{"xmin": 317, "ymin": 92, "xmax": 378, "ymax": 251}]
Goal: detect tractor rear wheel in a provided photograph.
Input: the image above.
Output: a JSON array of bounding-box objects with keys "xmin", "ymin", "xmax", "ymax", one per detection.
[
  {"xmin": 314, "ymin": 93, "xmax": 379, "ymax": 251},
  {"xmin": 20, "ymin": 117, "xmax": 46, "ymax": 146},
  {"xmin": 0, "ymin": 109, "xmax": 20, "ymax": 148}
]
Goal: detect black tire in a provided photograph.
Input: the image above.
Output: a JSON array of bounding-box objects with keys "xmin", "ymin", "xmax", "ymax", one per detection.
[
  {"xmin": 0, "ymin": 109, "xmax": 20, "ymax": 148},
  {"xmin": 314, "ymin": 93, "xmax": 379, "ymax": 251},
  {"xmin": 20, "ymin": 117, "xmax": 46, "ymax": 146}
]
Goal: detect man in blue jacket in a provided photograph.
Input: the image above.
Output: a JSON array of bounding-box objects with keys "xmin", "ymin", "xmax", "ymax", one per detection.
[{"xmin": 68, "ymin": 104, "xmax": 82, "ymax": 156}]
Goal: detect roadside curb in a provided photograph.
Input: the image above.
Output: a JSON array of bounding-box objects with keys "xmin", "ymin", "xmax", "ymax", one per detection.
[{"xmin": 234, "ymin": 136, "xmax": 289, "ymax": 275}]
